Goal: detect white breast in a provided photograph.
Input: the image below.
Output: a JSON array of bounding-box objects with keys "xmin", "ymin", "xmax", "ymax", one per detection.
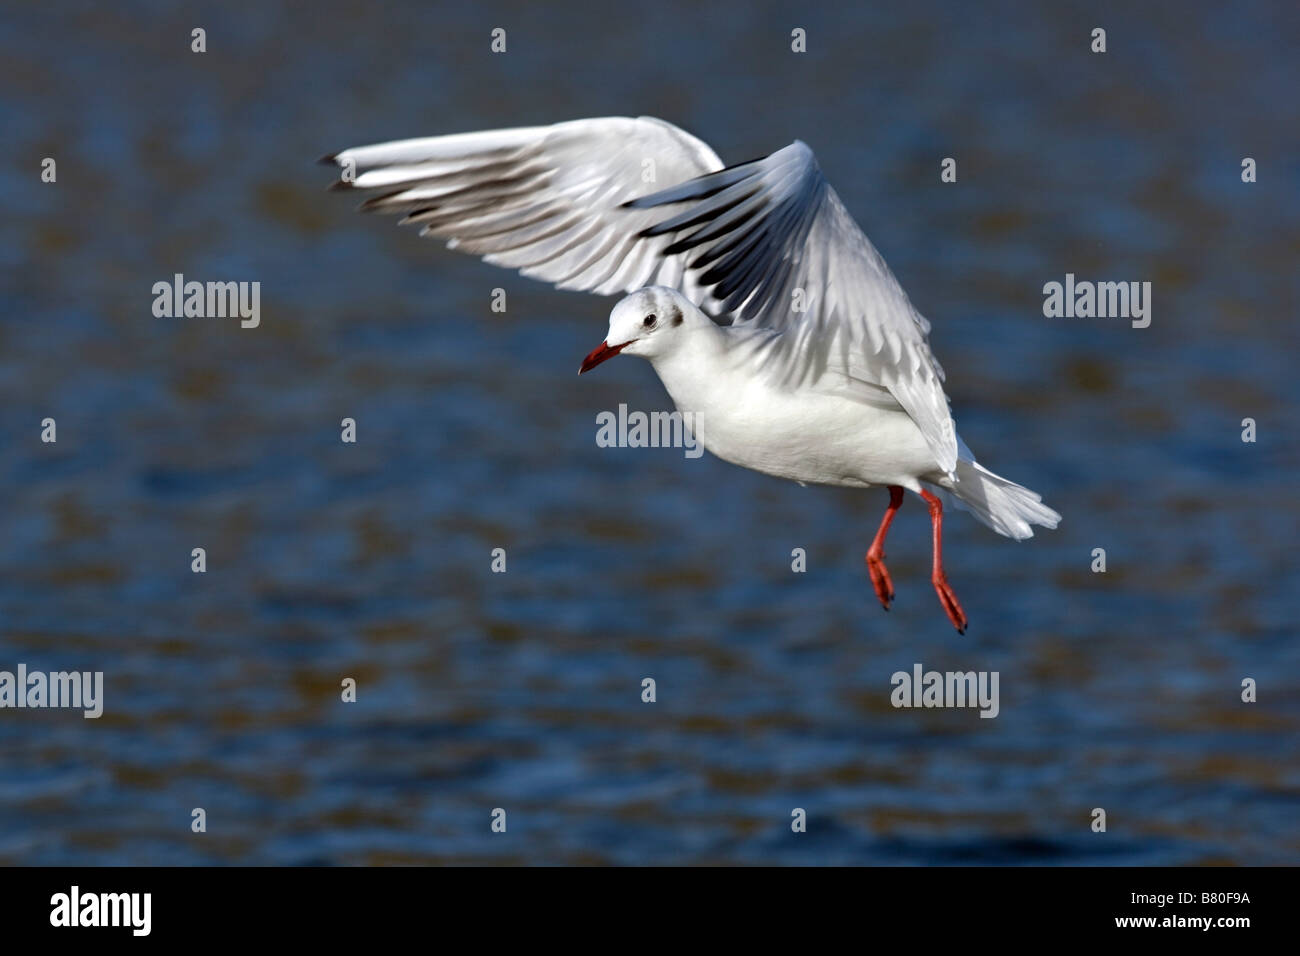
[{"xmin": 650, "ymin": 327, "xmax": 942, "ymax": 490}]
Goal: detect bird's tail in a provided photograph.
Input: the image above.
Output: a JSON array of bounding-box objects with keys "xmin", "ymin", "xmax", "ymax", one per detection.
[{"xmin": 942, "ymin": 458, "xmax": 1061, "ymax": 541}]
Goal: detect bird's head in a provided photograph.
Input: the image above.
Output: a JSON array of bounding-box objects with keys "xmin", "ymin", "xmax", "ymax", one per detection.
[{"xmin": 579, "ymin": 287, "xmax": 698, "ymax": 373}]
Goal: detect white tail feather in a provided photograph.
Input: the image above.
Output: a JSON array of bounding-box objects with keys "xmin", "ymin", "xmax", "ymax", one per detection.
[{"xmin": 943, "ymin": 459, "xmax": 1061, "ymax": 540}]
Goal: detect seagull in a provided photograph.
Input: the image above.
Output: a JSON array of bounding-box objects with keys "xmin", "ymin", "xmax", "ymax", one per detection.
[{"xmin": 322, "ymin": 116, "xmax": 1060, "ymax": 632}]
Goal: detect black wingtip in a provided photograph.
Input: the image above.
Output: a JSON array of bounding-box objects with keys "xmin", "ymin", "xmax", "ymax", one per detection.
[
  {"xmin": 326, "ymin": 179, "xmax": 352, "ymax": 192},
  {"xmin": 317, "ymin": 153, "xmax": 338, "ymax": 166}
]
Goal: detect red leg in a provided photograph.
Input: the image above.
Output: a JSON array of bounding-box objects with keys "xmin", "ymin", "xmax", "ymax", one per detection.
[
  {"xmin": 919, "ymin": 489, "xmax": 968, "ymax": 634},
  {"xmin": 865, "ymin": 485, "xmax": 905, "ymax": 609}
]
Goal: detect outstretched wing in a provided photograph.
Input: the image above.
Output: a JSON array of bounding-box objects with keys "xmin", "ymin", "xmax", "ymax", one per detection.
[
  {"xmin": 325, "ymin": 121, "xmax": 957, "ymax": 474},
  {"xmin": 627, "ymin": 141, "xmax": 958, "ymax": 476},
  {"xmin": 323, "ymin": 116, "xmax": 723, "ymax": 299}
]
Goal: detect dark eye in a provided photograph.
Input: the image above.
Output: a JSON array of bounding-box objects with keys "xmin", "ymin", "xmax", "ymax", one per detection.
[{"xmin": 643, "ymin": 313, "xmax": 657, "ymax": 328}]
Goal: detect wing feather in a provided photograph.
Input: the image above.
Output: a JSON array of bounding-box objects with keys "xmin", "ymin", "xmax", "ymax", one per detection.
[
  {"xmin": 628, "ymin": 141, "xmax": 958, "ymax": 474},
  {"xmin": 326, "ymin": 121, "xmax": 957, "ymax": 473},
  {"xmin": 326, "ymin": 116, "xmax": 724, "ymax": 299}
]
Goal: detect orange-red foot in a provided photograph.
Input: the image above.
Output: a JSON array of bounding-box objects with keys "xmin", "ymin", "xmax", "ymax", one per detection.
[
  {"xmin": 865, "ymin": 485, "xmax": 905, "ymax": 611},
  {"xmin": 866, "ymin": 549, "xmax": 895, "ymax": 609},
  {"xmin": 932, "ymin": 571, "xmax": 968, "ymax": 634},
  {"xmin": 919, "ymin": 488, "xmax": 968, "ymax": 634}
]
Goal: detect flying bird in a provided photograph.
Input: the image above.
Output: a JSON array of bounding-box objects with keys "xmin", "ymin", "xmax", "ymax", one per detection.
[{"xmin": 322, "ymin": 116, "xmax": 1060, "ymax": 632}]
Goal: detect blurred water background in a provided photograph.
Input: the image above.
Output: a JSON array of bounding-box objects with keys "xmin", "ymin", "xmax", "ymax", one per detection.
[{"xmin": 0, "ymin": 0, "xmax": 1297, "ymax": 865}]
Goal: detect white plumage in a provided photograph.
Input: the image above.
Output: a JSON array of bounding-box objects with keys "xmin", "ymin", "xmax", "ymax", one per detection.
[{"xmin": 324, "ymin": 116, "xmax": 1061, "ymax": 631}]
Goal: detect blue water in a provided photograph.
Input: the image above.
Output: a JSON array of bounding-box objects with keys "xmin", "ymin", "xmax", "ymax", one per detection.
[{"xmin": 0, "ymin": 0, "xmax": 1297, "ymax": 865}]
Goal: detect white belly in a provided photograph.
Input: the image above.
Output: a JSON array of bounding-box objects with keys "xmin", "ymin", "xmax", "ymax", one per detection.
[{"xmin": 664, "ymin": 368, "xmax": 941, "ymax": 490}]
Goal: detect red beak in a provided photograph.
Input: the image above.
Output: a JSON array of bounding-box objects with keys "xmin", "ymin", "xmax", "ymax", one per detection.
[{"xmin": 579, "ymin": 340, "xmax": 628, "ymax": 374}]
